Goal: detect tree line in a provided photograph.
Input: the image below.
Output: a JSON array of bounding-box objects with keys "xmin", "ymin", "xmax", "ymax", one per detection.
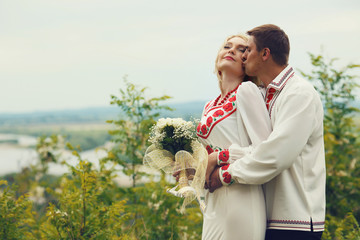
[{"xmin": 1, "ymin": 54, "xmax": 360, "ymax": 239}]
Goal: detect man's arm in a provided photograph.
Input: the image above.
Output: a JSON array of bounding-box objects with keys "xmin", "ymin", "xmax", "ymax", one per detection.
[
  {"xmin": 224, "ymin": 88, "xmax": 320, "ymax": 185},
  {"xmin": 205, "ymin": 82, "xmax": 272, "ymax": 189}
]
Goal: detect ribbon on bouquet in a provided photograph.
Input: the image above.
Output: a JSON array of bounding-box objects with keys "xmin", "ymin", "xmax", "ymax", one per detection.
[{"xmin": 144, "ymin": 140, "xmax": 208, "ymax": 213}]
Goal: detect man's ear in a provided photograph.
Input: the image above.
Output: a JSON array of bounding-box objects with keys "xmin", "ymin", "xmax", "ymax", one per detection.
[{"xmin": 262, "ymin": 48, "xmax": 270, "ymax": 60}]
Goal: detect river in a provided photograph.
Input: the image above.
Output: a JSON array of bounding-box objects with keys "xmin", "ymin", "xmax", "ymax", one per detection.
[
  {"xmin": 0, "ymin": 133, "xmax": 110, "ymax": 175},
  {"xmin": 0, "ymin": 134, "xmax": 159, "ymax": 187}
]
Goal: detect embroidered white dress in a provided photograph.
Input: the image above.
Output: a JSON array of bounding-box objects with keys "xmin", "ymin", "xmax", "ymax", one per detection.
[{"xmin": 196, "ymin": 81, "xmax": 272, "ymax": 240}]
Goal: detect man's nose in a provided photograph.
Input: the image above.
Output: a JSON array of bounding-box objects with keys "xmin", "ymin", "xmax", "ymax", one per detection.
[{"xmin": 242, "ymin": 51, "xmax": 248, "ymax": 61}]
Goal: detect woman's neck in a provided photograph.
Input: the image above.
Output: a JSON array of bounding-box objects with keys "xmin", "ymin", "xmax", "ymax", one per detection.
[{"xmin": 220, "ymin": 73, "xmax": 243, "ymax": 97}]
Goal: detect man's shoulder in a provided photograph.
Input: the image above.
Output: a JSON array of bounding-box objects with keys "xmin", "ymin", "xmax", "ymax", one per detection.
[
  {"xmin": 284, "ymin": 73, "xmax": 317, "ymax": 94},
  {"xmin": 277, "ymin": 74, "xmax": 322, "ymax": 108}
]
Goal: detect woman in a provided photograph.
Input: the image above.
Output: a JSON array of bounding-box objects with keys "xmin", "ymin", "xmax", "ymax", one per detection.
[{"xmin": 196, "ymin": 34, "xmax": 272, "ymax": 239}]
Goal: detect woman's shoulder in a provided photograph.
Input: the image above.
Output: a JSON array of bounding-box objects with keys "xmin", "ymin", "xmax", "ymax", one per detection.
[
  {"xmin": 203, "ymin": 98, "xmax": 216, "ymax": 111},
  {"xmin": 237, "ymin": 81, "xmax": 264, "ymax": 98},
  {"xmin": 239, "ymin": 81, "xmax": 263, "ymax": 89}
]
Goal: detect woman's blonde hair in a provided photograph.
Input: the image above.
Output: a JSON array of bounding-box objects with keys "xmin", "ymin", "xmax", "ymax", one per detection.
[{"xmin": 214, "ymin": 34, "xmax": 261, "ymax": 89}]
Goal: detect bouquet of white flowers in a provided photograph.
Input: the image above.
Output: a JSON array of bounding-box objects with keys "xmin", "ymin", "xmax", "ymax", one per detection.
[{"xmin": 143, "ymin": 118, "xmax": 207, "ymax": 213}]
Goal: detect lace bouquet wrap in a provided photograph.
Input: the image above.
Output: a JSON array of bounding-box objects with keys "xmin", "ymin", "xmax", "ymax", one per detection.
[{"xmin": 143, "ymin": 118, "xmax": 207, "ymax": 213}]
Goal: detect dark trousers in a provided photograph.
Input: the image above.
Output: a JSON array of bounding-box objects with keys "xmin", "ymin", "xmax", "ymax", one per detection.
[{"xmin": 265, "ymin": 229, "xmax": 323, "ymax": 240}]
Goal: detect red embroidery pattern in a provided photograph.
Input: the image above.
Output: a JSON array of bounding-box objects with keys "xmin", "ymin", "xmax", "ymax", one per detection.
[
  {"xmin": 196, "ymin": 123, "xmax": 201, "ymax": 133},
  {"xmin": 228, "ymin": 95, "xmax": 236, "ymax": 102},
  {"xmin": 266, "ymin": 67, "xmax": 295, "ymax": 115},
  {"xmin": 206, "ymin": 116, "xmax": 213, "ymax": 127},
  {"xmin": 220, "ymin": 164, "xmax": 234, "ymax": 185},
  {"xmin": 196, "ymin": 92, "xmax": 237, "ymax": 139},
  {"xmin": 213, "ymin": 109, "xmax": 224, "ymax": 117},
  {"xmin": 218, "ymin": 149, "xmax": 229, "ymax": 166},
  {"xmin": 223, "ymin": 102, "xmax": 234, "ymax": 112},
  {"xmin": 213, "ymin": 84, "xmax": 239, "ymax": 106},
  {"xmin": 206, "ymin": 145, "xmax": 213, "ymax": 154},
  {"xmin": 205, "ymin": 101, "xmax": 211, "ymax": 109},
  {"xmin": 265, "ymin": 88, "xmax": 276, "ymax": 110},
  {"xmin": 206, "ymin": 144, "xmax": 222, "ymax": 155},
  {"xmin": 269, "ymin": 67, "xmax": 294, "ymax": 87}
]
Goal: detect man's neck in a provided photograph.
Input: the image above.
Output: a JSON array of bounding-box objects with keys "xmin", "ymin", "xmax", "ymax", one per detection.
[{"xmin": 258, "ymin": 64, "xmax": 288, "ymax": 88}]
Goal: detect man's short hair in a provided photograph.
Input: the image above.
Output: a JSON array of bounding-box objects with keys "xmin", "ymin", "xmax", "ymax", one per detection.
[{"xmin": 247, "ymin": 24, "xmax": 290, "ymax": 66}]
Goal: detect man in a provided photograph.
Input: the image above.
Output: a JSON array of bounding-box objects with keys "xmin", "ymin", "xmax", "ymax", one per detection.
[{"xmin": 207, "ymin": 24, "xmax": 326, "ymax": 239}]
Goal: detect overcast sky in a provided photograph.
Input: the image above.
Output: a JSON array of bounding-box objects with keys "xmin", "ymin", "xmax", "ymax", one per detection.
[{"xmin": 1, "ymin": 0, "xmax": 359, "ymax": 113}]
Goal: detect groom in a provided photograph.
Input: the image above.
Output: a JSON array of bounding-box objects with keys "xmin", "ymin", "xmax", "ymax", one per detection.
[{"xmin": 207, "ymin": 24, "xmax": 326, "ymax": 239}]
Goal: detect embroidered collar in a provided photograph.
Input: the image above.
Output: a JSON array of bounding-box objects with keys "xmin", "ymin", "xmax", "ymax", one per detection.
[
  {"xmin": 265, "ymin": 65, "xmax": 295, "ymax": 115},
  {"xmin": 267, "ymin": 65, "xmax": 294, "ymax": 91},
  {"xmin": 197, "ymin": 90, "xmax": 238, "ymax": 139}
]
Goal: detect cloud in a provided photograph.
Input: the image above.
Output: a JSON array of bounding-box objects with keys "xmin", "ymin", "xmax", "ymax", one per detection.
[{"xmin": 0, "ymin": 0, "xmax": 359, "ymax": 112}]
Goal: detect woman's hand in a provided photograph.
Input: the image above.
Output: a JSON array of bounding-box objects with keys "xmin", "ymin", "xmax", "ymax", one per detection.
[
  {"xmin": 205, "ymin": 152, "xmax": 218, "ymax": 189},
  {"xmin": 172, "ymin": 163, "xmax": 195, "ymax": 182}
]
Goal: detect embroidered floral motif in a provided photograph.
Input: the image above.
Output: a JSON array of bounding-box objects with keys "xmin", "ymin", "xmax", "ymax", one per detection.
[
  {"xmin": 206, "ymin": 145, "xmax": 214, "ymax": 154},
  {"xmin": 220, "ymin": 164, "xmax": 234, "ymax": 185},
  {"xmin": 206, "ymin": 116, "xmax": 213, "ymax": 127},
  {"xmin": 222, "ymin": 172, "xmax": 232, "ymax": 184},
  {"xmin": 222, "ymin": 164, "xmax": 229, "ymax": 170},
  {"xmin": 268, "ymin": 88, "xmax": 276, "ymax": 94},
  {"xmin": 228, "ymin": 95, "xmax": 236, "ymax": 102},
  {"xmin": 223, "ymin": 102, "xmax": 234, "ymax": 112},
  {"xmin": 196, "ymin": 123, "xmax": 201, "ymax": 132},
  {"xmin": 265, "ymin": 88, "xmax": 275, "ymax": 110},
  {"xmin": 206, "ymin": 144, "xmax": 222, "ymax": 154},
  {"xmin": 218, "ymin": 149, "xmax": 229, "ymax": 166},
  {"xmin": 201, "ymin": 124, "xmax": 208, "ymax": 135},
  {"xmin": 196, "ymin": 92, "xmax": 238, "ymax": 139},
  {"xmin": 266, "ymin": 67, "xmax": 295, "ymax": 115},
  {"xmin": 213, "ymin": 109, "xmax": 224, "ymax": 118}
]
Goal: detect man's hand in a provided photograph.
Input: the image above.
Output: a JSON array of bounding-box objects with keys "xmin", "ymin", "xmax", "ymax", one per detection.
[
  {"xmin": 206, "ymin": 167, "xmax": 222, "ymax": 193},
  {"xmin": 205, "ymin": 152, "xmax": 218, "ymax": 188}
]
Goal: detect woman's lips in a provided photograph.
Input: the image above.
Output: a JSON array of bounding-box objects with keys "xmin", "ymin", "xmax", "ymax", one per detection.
[{"xmin": 224, "ymin": 56, "xmax": 235, "ymax": 61}]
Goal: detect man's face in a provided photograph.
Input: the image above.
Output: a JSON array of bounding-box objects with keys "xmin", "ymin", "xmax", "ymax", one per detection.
[{"xmin": 242, "ymin": 36, "xmax": 262, "ymax": 77}]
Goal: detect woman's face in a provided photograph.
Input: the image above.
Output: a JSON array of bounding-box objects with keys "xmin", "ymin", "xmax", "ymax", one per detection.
[{"xmin": 216, "ymin": 37, "xmax": 247, "ymax": 78}]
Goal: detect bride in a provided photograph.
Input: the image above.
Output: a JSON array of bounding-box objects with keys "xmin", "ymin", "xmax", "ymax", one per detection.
[{"xmin": 195, "ymin": 34, "xmax": 272, "ymax": 239}]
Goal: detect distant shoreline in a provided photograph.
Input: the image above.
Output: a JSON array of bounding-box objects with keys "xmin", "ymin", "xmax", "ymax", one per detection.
[{"xmin": 0, "ymin": 101, "xmax": 206, "ymax": 127}]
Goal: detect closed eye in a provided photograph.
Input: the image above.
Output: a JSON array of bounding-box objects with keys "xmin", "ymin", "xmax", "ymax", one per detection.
[{"xmin": 238, "ymin": 47, "xmax": 246, "ymax": 53}]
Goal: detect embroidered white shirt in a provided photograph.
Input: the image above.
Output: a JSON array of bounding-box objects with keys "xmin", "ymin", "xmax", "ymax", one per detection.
[
  {"xmin": 227, "ymin": 65, "xmax": 326, "ymax": 231},
  {"xmin": 196, "ymin": 81, "xmax": 272, "ymax": 239}
]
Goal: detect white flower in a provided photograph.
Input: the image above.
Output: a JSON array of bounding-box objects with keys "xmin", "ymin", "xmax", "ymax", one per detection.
[
  {"xmin": 55, "ymin": 209, "xmax": 68, "ymax": 217},
  {"xmin": 151, "ymin": 192, "xmax": 157, "ymax": 200},
  {"xmin": 148, "ymin": 118, "xmax": 196, "ymax": 154}
]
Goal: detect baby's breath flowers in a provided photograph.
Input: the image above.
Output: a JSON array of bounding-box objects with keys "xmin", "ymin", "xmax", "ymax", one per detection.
[
  {"xmin": 149, "ymin": 118, "xmax": 197, "ymax": 156},
  {"xmin": 144, "ymin": 117, "xmax": 207, "ymax": 213}
]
